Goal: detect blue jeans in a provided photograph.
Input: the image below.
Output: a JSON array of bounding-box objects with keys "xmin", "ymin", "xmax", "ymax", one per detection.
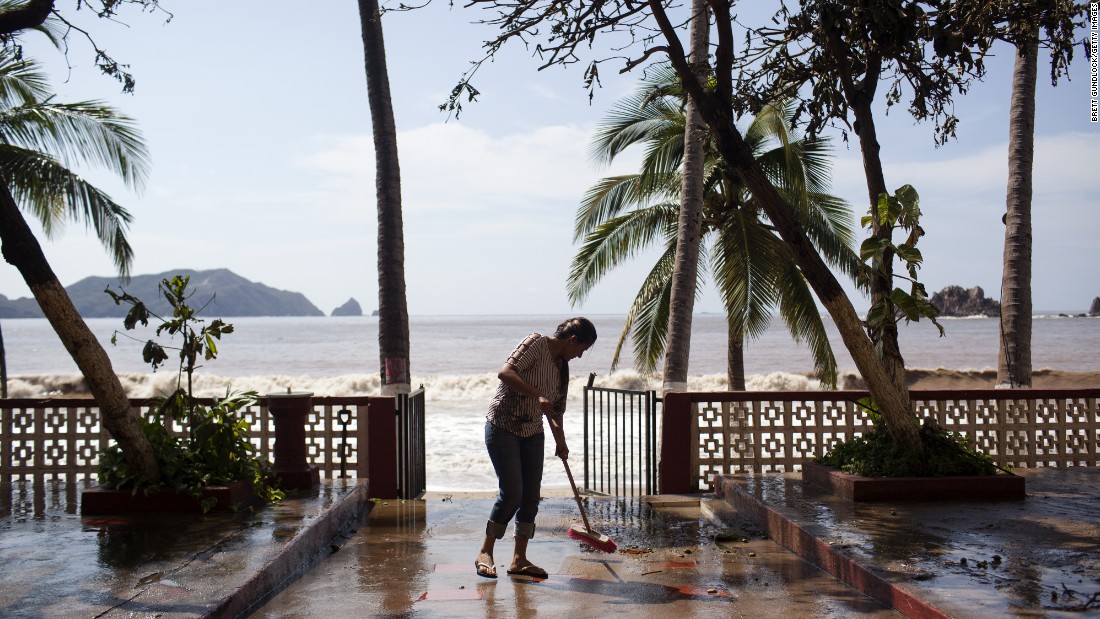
[{"xmin": 484, "ymin": 420, "xmax": 544, "ymax": 539}]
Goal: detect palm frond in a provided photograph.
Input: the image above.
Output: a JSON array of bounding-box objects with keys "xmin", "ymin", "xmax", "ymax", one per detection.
[
  {"xmin": 628, "ymin": 251, "xmax": 676, "ymax": 374},
  {"xmin": 0, "ymin": 146, "xmax": 134, "ymax": 274},
  {"xmin": 574, "ymin": 172, "xmax": 681, "ymax": 238},
  {"xmin": 0, "ymin": 100, "xmax": 150, "ymax": 190},
  {"xmin": 608, "ymin": 245, "xmax": 677, "ymax": 372},
  {"xmin": 0, "ymin": 55, "xmax": 52, "ymax": 108},
  {"xmin": 575, "ymin": 174, "xmax": 646, "ymax": 239},
  {"xmin": 711, "ymin": 211, "xmax": 782, "ymax": 340},
  {"xmin": 567, "ymin": 204, "xmax": 678, "ymax": 304},
  {"xmin": 575, "ymin": 67, "xmax": 855, "ymax": 387},
  {"xmin": 774, "ymin": 257, "xmax": 839, "ymax": 388}
]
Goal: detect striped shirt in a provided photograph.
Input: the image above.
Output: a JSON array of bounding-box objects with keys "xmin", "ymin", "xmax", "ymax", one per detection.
[{"xmin": 486, "ymin": 333, "xmax": 568, "ymax": 437}]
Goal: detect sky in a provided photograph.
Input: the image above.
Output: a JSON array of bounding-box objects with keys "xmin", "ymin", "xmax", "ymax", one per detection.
[{"xmin": 1, "ymin": 1, "xmax": 1097, "ymax": 316}]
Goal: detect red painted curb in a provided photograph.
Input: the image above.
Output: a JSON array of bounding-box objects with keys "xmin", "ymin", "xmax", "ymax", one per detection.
[{"xmin": 713, "ymin": 475, "xmax": 952, "ymax": 619}]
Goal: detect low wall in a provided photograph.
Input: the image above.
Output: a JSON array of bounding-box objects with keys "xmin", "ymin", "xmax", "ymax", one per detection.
[{"xmin": 660, "ymin": 388, "xmax": 1100, "ymax": 493}]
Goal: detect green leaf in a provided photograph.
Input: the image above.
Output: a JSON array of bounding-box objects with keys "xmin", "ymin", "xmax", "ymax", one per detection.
[
  {"xmin": 123, "ymin": 302, "xmax": 149, "ymax": 330},
  {"xmin": 893, "ymin": 184, "xmax": 920, "ymax": 220},
  {"xmin": 860, "ymin": 237, "xmax": 885, "ymax": 263},
  {"xmin": 894, "ymin": 244, "xmax": 923, "ymax": 265},
  {"xmin": 865, "ymin": 299, "xmax": 889, "ymax": 329},
  {"xmin": 890, "ymin": 288, "xmax": 922, "ymax": 321},
  {"xmin": 204, "ymin": 334, "xmax": 218, "ymax": 360},
  {"xmin": 141, "ymin": 340, "xmax": 169, "ymax": 369}
]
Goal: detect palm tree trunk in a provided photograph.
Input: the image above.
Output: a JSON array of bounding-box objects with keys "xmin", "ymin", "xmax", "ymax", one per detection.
[
  {"xmin": 0, "ymin": 181, "xmax": 159, "ymax": 480},
  {"xmin": 998, "ymin": 32, "xmax": 1037, "ymax": 388},
  {"xmin": 1, "ymin": 320, "xmax": 7, "ymax": 398},
  {"xmin": 726, "ymin": 323, "xmax": 746, "ymax": 391},
  {"xmin": 358, "ymin": 0, "xmax": 411, "ymax": 396},
  {"xmin": 661, "ymin": 0, "xmax": 708, "ymax": 394}
]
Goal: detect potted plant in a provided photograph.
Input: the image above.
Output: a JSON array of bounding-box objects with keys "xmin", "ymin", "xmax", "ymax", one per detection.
[
  {"xmin": 806, "ymin": 397, "xmax": 1023, "ymax": 502},
  {"xmin": 82, "ymin": 275, "xmax": 284, "ymax": 514},
  {"xmin": 805, "ymin": 192, "xmax": 1023, "ymax": 501}
]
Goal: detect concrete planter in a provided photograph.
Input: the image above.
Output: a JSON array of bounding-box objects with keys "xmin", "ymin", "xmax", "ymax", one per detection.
[
  {"xmin": 80, "ymin": 480, "xmax": 258, "ymax": 514},
  {"xmin": 802, "ymin": 461, "xmax": 1025, "ymax": 502}
]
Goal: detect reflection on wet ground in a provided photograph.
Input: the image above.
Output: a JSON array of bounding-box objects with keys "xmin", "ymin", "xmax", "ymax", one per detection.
[
  {"xmin": 0, "ymin": 477, "xmax": 366, "ymax": 619},
  {"xmin": 252, "ymin": 494, "xmax": 903, "ymax": 618},
  {"xmin": 731, "ymin": 467, "xmax": 1100, "ymax": 617},
  {"xmin": 2, "ymin": 468, "xmax": 1097, "ymax": 618}
]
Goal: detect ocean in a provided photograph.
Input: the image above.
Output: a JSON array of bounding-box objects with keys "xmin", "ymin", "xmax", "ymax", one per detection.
[{"xmin": 3, "ymin": 313, "xmax": 1097, "ymax": 491}]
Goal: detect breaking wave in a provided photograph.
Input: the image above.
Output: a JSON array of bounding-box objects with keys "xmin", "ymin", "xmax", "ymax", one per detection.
[{"xmin": 6, "ymin": 369, "xmax": 829, "ymax": 400}]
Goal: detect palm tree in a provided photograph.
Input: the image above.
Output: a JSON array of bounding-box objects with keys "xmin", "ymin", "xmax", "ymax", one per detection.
[
  {"xmin": 358, "ymin": 0, "xmax": 411, "ymax": 396},
  {"xmin": 0, "ymin": 50, "xmax": 159, "ymax": 480},
  {"xmin": 998, "ymin": 28, "xmax": 1038, "ymax": 389},
  {"xmin": 569, "ymin": 65, "xmax": 858, "ymax": 389},
  {"xmin": 661, "ymin": 0, "xmax": 709, "ymax": 395}
]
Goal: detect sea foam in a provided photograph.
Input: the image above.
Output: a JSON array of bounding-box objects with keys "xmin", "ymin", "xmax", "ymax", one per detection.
[{"xmin": 5, "ymin": 369, "xmax": 824, "ymax": 400}]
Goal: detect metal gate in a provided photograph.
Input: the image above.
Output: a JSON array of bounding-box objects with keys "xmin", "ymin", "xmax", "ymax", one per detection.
[
  {"xmin": 581, "ymin": 373, "xmax": 659, "ymax": 496},
  {"xmin": 396, "ymin": 386, "xmax": 426, "ymax": 499}
]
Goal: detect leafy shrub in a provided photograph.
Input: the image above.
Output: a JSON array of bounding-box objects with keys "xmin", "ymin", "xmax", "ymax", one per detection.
[
  {"xmin": 817, "ymin": 425, "xmax": 1000, "ymax": 477},
  {"xmin": 98, "ymin": 276, "xmax": 284, "ymax": 512},
  {"xmin": 98, "ymin": 390, "xmax": 283, "ymax": 512}
]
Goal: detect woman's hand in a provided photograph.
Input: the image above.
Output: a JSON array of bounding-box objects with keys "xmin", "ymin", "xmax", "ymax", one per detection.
[
  {"xmin": 547, "ymin": 412, "xmax": 568, "ymax": 459},
  {"xmin": 536, "ymin": 395, "xmax": 555, "ymax": 415},
  {"xmin": 554, "ymin": 439, "xmax": 570, "ymax": 460}
]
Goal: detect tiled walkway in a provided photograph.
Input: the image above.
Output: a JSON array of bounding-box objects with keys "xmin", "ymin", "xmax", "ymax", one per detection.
[{"xmin": 251, "ymin": 493, "xmax": 902, "ymax": 618}]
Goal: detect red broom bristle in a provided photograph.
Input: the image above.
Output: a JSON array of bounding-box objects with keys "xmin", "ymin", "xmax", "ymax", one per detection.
[{"xmin": 567, "ymin": 526, "xmax": 618, "ymax": 553}]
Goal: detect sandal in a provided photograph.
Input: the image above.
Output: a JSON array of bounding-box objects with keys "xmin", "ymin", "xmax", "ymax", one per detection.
[
  {"xmin": 475, "ymin": 560, "xmax": 497, "ymax": 579},
  {"xmin": 506, "ymin": 564, "xmax": 548, "ymax": 579}
]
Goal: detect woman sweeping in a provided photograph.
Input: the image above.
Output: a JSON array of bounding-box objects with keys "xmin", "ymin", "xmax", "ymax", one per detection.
[{"xmin": 474, "ymin": 317, "xmax": 597, "ymax": 579}]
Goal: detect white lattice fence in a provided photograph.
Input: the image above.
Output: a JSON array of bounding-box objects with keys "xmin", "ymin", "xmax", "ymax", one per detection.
[
  {"xmin": 689, "ymin": 389, "xmax": 1100, "ymax": 490},
  {"xmin": 0, "ymin": 397, "xmax": 372, "ymax": 481},
  {"xmin": 911, "ymin": 393, "xmax": 1100, "ymax": 468}
]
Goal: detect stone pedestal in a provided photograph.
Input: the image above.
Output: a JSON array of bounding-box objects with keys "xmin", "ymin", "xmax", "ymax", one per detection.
[{"xmin": 267, "ymin": 392, "xmax": 320, "ymax": 490}]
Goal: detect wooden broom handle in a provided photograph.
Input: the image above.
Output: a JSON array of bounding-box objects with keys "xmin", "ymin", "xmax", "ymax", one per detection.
[{"xmin": 549, "ymin": 416, "xmax": 593, "ymax": 533}]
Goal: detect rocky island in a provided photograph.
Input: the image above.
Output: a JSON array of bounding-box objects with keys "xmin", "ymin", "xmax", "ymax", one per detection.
[
  {"xmin": 929, "ymin": 285, "xmax": 1000, "ymax": 317},
  {"xmin": 0, "ymin": 269, "xmax": 325, "ymax": 318},
  {"xmin": 331, "ymin": 298, "xmax": 363, "ymax": 317}
]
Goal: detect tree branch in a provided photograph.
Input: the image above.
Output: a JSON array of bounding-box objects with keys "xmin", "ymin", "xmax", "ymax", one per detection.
[
  {"xmin": 621, "ymin": 44, "xmax": 668, "ymax": 73},
  {"xmin": 0, "ymin": 0, "xmax": 54, "ymax": 36}
]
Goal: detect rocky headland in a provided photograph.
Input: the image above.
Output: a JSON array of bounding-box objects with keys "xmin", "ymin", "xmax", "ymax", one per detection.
[{"xmin": 0, "ymin": 269, "xmax": 325, "ymax": 318}]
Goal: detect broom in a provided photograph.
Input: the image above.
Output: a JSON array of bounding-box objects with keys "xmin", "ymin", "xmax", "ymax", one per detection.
[{"xmin": 549, "ymin": 417, "xmax": 617, "ymax": 553}]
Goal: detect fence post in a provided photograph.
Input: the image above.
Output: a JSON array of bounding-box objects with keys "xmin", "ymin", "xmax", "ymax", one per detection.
[
  {"xmin": 660, "ymin": 391, "xmax": 694, "ymax": 494},
  {"xmin": 267, "ymin": 392, "xmax": 320, "ymax": 490},
  {"xmin": 367, "ymin": 396, "xmax": 398, "ymax": 499}
]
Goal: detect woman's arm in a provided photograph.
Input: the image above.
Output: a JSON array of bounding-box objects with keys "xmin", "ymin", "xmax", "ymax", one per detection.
[
  {"xmin": 500, "ymin": 362, "xmax": 569, "ymax": 458},
  {"xmin": 498, "ymin": 363, "xmax": 555, "ymax": 415}
]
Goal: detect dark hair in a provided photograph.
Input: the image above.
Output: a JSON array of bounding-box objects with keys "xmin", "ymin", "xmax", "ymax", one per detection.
[{"xmin": 554, "ymin": 317, "xmax": 597, "ymax": 344}]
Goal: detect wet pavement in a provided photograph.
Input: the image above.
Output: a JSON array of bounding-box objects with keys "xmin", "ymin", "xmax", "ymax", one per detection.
[
  {"xmin": 0, "ymin": 468, "xmax": 1096, "ymax": 618},
  {"xmin": 717, "ymin": 467, "xmax": 1100, "ymax": 618},
  {"xmin": 251, "ymin": 492, "xmax": 901, "ymax": 618},
  {"xmin": 0, "ymin": 477, "xmax": 368, "ymax": 618}
]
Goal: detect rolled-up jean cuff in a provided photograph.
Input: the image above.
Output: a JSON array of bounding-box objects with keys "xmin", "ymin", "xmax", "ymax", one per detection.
[
  {"xmin": 486, "ymin": 519, "xmax": 508, "ymax": 540},
  {"xmin": 515, "ymin": 521, "xmax": 536, "ymax": 539}
]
